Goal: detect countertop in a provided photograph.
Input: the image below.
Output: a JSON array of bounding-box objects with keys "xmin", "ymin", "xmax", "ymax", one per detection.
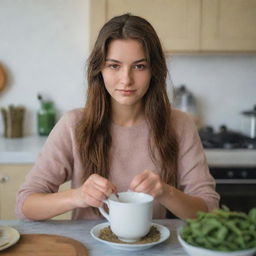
[
  {"xmin": 0, "ymin": 136, "xmax": 47, "ymax": 164},
  {"xmin": 0, "ymin": 219, "xmax": 187, "ymax": 256},
  {"xmin": 1, "ymin": 135, "xmax": 256, "ymax": 166}
]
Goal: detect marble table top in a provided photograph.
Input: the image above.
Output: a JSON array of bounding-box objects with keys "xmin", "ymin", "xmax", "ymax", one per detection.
[{"xmin": 0, "ymin": 219, "xmax": 188, "ymax": 256}]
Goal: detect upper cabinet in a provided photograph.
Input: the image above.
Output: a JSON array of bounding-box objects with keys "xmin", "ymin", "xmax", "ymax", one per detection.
[
  {"xmin": 201, "ymin": 0, "xmax": 256, "ymax": 52},
  {"xmin": 89, "ymin": 0, "xmax": 256, "ymax": 53},
  {"xmin": 89, "ymin": 0, "xmax": 201, "ymax": 52}
]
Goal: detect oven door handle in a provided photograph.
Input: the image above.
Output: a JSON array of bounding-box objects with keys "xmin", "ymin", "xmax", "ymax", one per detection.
[{"xmin": 216, "ymin": 179, "xmax": 256, "ymax": 184}]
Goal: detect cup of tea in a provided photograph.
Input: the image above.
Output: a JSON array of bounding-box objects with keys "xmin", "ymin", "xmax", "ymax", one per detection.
[{"xmin": 98, "ymin": 191, "xmax": 153, "ymax": 242}]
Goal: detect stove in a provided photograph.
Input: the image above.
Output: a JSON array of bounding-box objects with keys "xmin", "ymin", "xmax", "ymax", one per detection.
[
  {"xmin": 198, "ymin": 125, "xmax": 256, "ymax": 213},
  {"xmin": 199, "ymin": 125, "xmax": 256, "ymax": 149}
]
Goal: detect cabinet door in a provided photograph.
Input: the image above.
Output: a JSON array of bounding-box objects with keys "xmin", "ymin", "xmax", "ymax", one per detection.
[
  {"xmin": 90, "ymin": 0, "xmax": 201, "ymax": 52},
  {"xmin": 201, "ymin": 0, "xmax": 256, "ymax": 51},
  {"xmin": 0, "ymin": 165, "xmax": 31, "ymax": 220},
  {"xmin": 0, "ymin": 165, "xmax": 71, "ymax": 220}
]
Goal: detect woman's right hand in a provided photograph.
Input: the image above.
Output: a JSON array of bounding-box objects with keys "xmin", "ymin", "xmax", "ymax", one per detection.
[{"xmin": 72, "ymin": 174, "xmax": 117, "ymax": 208}]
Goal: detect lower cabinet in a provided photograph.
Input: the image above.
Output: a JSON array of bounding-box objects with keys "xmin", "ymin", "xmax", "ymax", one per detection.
[{"xmin": 0, "ymin": 164, "xmax": 71, "ymax": 220}]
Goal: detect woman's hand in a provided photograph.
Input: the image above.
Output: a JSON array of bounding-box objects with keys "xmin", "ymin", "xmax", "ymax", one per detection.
[
  {"xmin": 129, "ymin": 169, "xmax": 168, "ymax": 198},
  {"xmin": 73, "ymin": 174, "xmax": 117, "ymax": 208},
  {"xmin": 129, "ymin": 170, "xmax": 210, "ymax": 220}
]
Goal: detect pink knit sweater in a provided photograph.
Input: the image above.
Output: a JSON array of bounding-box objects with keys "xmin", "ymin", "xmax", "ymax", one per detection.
[{"xmin": 16, "ymin": 108, "xmax": 219, "ymax": 220}]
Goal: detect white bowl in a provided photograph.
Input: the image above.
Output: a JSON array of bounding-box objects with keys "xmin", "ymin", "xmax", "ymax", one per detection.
[{"xmin": 177, "ymin": 230, "xmax": 256, "ymax": 256}]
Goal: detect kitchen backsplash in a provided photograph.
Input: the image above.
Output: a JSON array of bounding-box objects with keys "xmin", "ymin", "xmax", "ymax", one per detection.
[
  {"xmin": 167, "ymin": 55, "xmax": 256, "ymax": 136},
  {"xmin": 0, "ymin": 0, "xmax": 256, "ymax": 136}
]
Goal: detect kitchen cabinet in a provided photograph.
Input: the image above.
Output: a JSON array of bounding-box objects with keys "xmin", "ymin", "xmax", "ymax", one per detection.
[
  {"xmin": 0, "ymin": 164, "xmax": 71, "ymax": 220},
  {"xmin": 201, "ymin": 0, "xmax": 256, "ymax": 51},
  {"xmin": 89, "ymin": 0, "xmax": 201, "ymax": 52},
  {"xmin": 89, "ymin": 0, "xmax": 256, "ymax": 53}
]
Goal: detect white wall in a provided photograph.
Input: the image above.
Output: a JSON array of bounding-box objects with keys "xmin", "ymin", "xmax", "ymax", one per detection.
[
  {"xmin": 167, "ymin": 55, "xmax": 256, "ymax": 136},
  {"xmin": 0, "ymin": 1, "xmax": 256, "ymax": 137},
  {"xmin": 0, "ymin": 0, "xmax": 89, "ymax": 135}
]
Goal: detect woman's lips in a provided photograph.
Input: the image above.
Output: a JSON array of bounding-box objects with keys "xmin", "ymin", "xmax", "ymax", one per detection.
[{"xmin": 117, "ymin": 89, "xmax": 136, "ymax": 96}]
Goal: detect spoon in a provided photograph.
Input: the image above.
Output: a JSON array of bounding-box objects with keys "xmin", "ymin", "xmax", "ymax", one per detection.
[{"xmin": 114, "ymin": 193, "xmax": 120, "ymax": 201}]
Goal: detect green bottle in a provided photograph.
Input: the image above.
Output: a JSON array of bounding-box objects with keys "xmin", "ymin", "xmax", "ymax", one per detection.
[{"xmin": 37, "ymin": 95, "xmax": 56, "ymax": 136}]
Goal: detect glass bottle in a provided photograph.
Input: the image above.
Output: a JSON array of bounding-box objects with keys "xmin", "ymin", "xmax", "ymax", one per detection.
[{"xmin": 37, "ymin": 101, "xmax": 56, "ymax": 136}]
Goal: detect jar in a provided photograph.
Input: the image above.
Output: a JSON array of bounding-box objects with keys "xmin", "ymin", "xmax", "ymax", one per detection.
[{"xmin": 37, "ymin": 101, "xmax": 56, "ymax": 136}]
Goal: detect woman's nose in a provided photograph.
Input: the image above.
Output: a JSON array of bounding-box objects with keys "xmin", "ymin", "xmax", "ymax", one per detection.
[{"xmin": 120, "ymin": 68, "xmax": 133, "ymax": 86}]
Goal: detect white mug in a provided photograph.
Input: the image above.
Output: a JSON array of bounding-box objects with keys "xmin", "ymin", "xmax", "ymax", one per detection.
[{"xmin": 99, "ymin": 191, "xmax": 153, "ymax": 242}]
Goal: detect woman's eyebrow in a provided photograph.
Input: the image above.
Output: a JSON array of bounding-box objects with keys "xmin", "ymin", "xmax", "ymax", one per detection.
[
  {"xmin": 105, "ymin": 58, "xmax": 147, "ymax": 64},
  {"xmin": 105, "ymin": 59, "xmax": 121, "ymax": 63},
  {"xmin": 133, "ymin": 58, "xmax": 147, "ymax": 64}
]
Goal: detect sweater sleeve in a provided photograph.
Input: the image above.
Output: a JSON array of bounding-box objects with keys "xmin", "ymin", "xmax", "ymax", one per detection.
[
  {"xmin": 174, "ymin": 110, "xmax": 220, "ymax": 211},
  {"xmin": 16, "ymin": 110, "xmax": 78, "ymax": 220}
]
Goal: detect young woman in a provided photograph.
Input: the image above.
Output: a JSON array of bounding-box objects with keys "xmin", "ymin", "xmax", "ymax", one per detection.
[{"xmin": 16, "ymin": 14, "xmax": 219, "ymax": 221}]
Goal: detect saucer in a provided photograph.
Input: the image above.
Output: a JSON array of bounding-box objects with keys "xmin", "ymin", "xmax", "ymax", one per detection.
[
  {"xmin": 90, "ymin": 222, "xmax": 170, "ymax": 251},
  {"xmin": 0, "ymin": 226, "xmax": 20, "ymax": 251}
]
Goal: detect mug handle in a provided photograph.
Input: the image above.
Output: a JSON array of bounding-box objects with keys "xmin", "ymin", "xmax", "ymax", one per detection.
[{"xmin": 98, "ymin": 199, "xmax": 110, "ymax": 221}]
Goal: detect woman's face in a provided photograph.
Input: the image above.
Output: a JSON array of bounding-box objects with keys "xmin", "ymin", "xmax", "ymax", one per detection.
[{"xmin": 101, "ymin": 39, "xmax": 151, "ymax": 109}]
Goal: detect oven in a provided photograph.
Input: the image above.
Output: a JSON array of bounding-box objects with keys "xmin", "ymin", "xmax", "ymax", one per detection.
[
  {"xmin": 166, "ymin": 125, "xmax": 256, "ymax": 218},
  {"xmin": 199, "ymin": 124, "xmax": 256, "ymax": 213},
  {"xmin": 166, "ymin": 162, "xmax": 256, "ymax": 218},
  {"xmin": 209, "ymin": 165, "xmax": 256, "ymax": 213}
]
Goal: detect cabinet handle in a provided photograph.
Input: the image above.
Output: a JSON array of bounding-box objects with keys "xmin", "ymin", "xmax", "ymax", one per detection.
[{"xmin": 0, "ymin": 176, "xmax": 9, "ymax": 183}]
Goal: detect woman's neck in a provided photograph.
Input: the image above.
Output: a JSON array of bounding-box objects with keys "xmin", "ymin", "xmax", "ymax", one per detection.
[{"xmin": 111, "ymin": 102, "xmax": 145, "ymax": 127}]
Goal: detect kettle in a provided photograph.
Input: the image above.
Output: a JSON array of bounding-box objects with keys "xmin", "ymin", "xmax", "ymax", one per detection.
[
  {"xmin": 174, "ymin": 85, "xmax": 196, "ymax": 113},
  {"xmin": 173, "ymin": 85, "xmax": 200, "ymax": 126}
]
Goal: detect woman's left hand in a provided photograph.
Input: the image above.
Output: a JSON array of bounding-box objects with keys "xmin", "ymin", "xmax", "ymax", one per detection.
[{"xmin": 129, "ymin": 169, "xmax": 168, "ymax": 198}]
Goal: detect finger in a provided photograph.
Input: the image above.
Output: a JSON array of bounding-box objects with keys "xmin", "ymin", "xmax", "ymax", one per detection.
[
  {"xmin": 132, "ymin": 177, "xmax": 156, "ymax": 193},
  {"xmin": 91, "ymin": 174, "xmax": 110, "ymax": 188},
  {"xmin": 144, "ymin": 184, "xmax": 161, "ymax": 197},
  {"xmin": 143, "ymin": 182, "xmax": 165, "ymax": 198},
  {"xmin": 82, "ymin": 183, "xmax": 107, "ymax": 202},
  {"xmin": 111, "ymin": 184, "xmax": 118, "ymax": 194},
  {"xmin": 93, "ymin": 179, "xmax": 117, "ymax": 195},
  {"xmin": 76, "ymin": 183, "xmax": 105, "ymax": 208},
  {"xmin": 129, "ymin": 170, "xmax": 150, "ymax": 191},
  {"xmin": 84, "ymin": 193, "xmax": 104, "ymax": 208},
  {"xmin": 90, "ymin": 174, "xmax": 116, "ymax": 196},
  {"xmin": 93, "ymin": 183, "xmax": 114, "ymax": 197}
]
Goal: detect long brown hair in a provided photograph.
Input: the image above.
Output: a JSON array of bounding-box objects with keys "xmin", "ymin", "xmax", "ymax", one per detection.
[{"xmin": 76, "ymin": 13, "xmax": 178, "ymax": 187}]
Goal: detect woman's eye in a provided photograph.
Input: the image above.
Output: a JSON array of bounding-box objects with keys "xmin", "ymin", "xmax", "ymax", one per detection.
[
  {"xmin": 109, "ymin": 64, "xmax": 120, "ymax": 70},
  {"xmin": 134, "ymin": 64, "xmax": 146, "ymax": 70}
]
